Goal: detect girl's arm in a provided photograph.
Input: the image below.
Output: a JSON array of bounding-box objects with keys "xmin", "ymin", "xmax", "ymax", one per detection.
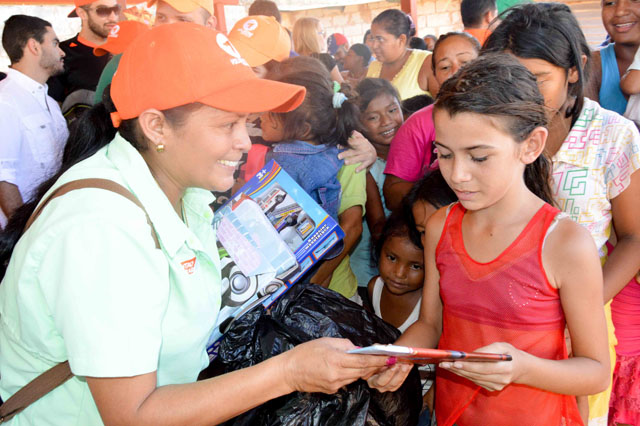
[
  {"xmin": 367, "ymin": 206, "xmax": 448, "ymax": 391},
  {"xmin": 364, "ymin": 171, "xmax": 386, "ymax": 240},
  {"xmin": 87, "ymin": 338, "xmax": 390, "ymax": 425},
  {"xmin": 620, "ymin": 69, "xmax": 640, "ymax": 95},
  {"xmin": 330, "ymin": 65, "xmax": 344, "ymax": 84},
  {"xmin": 383, "ymin": 175, "xmax": 415, "ymax": 211},
  {"xmin": 310, "ymin": 205, "xmax": 363, "ymax": 286},
  {"xmin": 439, "ymin": 219, "xmax": 610, "ymax": 396},
  {"xmin": 337, "ymin": 131, "xmax": 377, "ymax": 172},
  {"xmin": 603, "ymin": 170, "xmax": 640, "ymax": 302}
]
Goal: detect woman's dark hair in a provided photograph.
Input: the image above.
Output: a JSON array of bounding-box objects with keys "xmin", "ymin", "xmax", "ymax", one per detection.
[
  {"xmin": 434, "ymin": 53, "xmax": 555, "ymax": 205},
  {"xmin": 356, "ymin": 77, "xmax": 400, "ymax": 113},
  {"xmin": 401, "ymin": 94, "xmax": 434, "ymax": 117},
  {"xmin": 483, "ymin": 2, "xmax": 590, "ymax": 123},
  {"xmin": 409, "ymin": 36, "xmax": 427, "ymax": 50},
  {"xmin": 363, "ymin": 29, "xmax": 371, "ymax": 44},
  {"xmin": 0, "ymin": 87, "xmax": 199, "ymax": 279},
  {"xmin": 373, "ymin": 209, "xmax": 420, "ymax": 265},
  {"xmin": 372, "ymin": 9, "xmax": 412, "ymax": 40},
  {"xmin": 402, "ymin": 169, "xmax": 457, "ymax": 249},
  {"xmin": 266, "ymin": 56, "xmax": 362, "ymax": 147},
  {"xmin": 431, "ymin": 31, "xmax": 481, "ymax": 70},
  {"xmin": 350, "ymin": 43, "xmax": 371, "ymax": 66}
]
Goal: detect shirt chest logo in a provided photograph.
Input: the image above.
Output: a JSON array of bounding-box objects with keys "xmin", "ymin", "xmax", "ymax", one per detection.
[{"xmin": 181, "ymin": 257, "xmax": 197, "ymax": 275}]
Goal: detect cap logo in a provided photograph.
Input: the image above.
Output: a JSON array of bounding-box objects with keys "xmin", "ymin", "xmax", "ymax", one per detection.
[
  {"xmin": 216, "ymin": 33, "xmax": 249, "ymax": 66},
  {"xmin": 239, "ymin": 19, "xmax": 258, "ymax": 38},
  {"xmin": 109, "ymin": 24, "xmax": 120, "ymax": 38}
]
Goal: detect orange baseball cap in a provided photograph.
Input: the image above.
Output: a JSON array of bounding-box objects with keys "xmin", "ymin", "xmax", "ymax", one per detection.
[
  {"xmin": 68, "ymin": 0, "xmax": 97, "ymax": 17},
  {"xmin": 111, "ymin": 23, "xmax": 306, "ymax": 127},
  {"xmin": 94, "ymin": 21, "xmax": 150, "ymax": 56},
  {"xmin": 228, "ymin": 16, "xmax": 291, "ymax": 68},
  {"xmin": 147, "ymin": 0, "xmax": 213, "ymax": 16}
]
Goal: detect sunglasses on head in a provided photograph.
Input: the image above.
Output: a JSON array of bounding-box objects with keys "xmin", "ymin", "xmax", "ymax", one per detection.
[{"xmin": 87, "ymin": 4, "xmax": 121, "ymax": 17}]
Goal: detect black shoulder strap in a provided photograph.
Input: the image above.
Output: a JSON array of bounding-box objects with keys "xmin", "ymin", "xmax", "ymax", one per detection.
[{"xmin": 0, "ymin": 178, "xmax": 159, "ymax": 423}]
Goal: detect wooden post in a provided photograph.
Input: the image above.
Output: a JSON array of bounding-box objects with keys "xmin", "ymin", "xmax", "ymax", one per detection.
[{"xmin": 401, "ymin": 0, "xmax": 418, "ymax": 35}]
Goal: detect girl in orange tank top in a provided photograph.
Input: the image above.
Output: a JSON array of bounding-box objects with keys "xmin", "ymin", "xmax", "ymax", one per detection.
[{"xmin": 367, "ymin": 54, "xmax": 611, "ymax": 426}]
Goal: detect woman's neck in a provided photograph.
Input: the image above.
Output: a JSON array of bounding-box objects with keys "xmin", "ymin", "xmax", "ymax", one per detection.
[
  {"xmin": 614, "ymin": 42, "xmax": 639, "ymax": 75},
  {"xmin": 382, "ymin": 49, "xmax": 410, "ymax": 74},
  {"xmin": 142, "ymin": 153, "xmax": 186, "ymax": 217},
  {"xmin": 545, "ymin": 111, "xmax": 573, "ymax": 158}
]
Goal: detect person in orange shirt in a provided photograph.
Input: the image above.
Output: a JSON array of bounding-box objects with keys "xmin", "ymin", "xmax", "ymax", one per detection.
[{"xmin": 460, "ymin": 0, "xmax": 497, "ymax": 46}]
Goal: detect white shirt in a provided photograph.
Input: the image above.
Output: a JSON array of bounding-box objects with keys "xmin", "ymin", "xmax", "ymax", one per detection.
[{"xmin": 0, "ymin": 68, "xmax": 68, "ymax": 226}]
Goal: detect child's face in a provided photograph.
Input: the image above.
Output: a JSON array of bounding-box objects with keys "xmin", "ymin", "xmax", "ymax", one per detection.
[
  {"xmin": 602, "ymin": 0, "xmax": 640, "ymax": 46},
  {"xmin": 260, "ymin": 112, "xmax": 285, "ymax": 142},
  {"xmin": 379, "ymin": 236, "xmax": 425, "ymax": 296},
  {"xmin": 361, "ymin": 93, "xmax": 404, "ymax": 147},
  {"xmin": 433, "ymin": 35, "xmax": 478, "ymax": 85},
  {"xmin": 514, "ymin": 56, "xmax": 577, "ymax": 122},
  {"xmin": 412, "ymin": 200, "xmax": 438, "ymax": 239},
  {"xmin": 433, "ymin": 109, "xmax": 529, "ymax": 211}
]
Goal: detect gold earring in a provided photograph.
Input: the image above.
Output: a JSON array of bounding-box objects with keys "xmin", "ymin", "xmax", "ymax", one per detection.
[{"xmin": 156, "ymin": 144, "xmax": 165, "ymax": 153}]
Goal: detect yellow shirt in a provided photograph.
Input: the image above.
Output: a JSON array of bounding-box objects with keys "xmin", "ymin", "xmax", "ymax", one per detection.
[
  {"xmin": 367, "ymin": 49, "xmax": 430, "ymax": 100},
  {"xmin": 328, "ymin": 164, "xmax": 366, "ymax": 299}
]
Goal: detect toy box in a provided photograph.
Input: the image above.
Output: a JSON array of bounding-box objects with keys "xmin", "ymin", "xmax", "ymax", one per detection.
[{"xmin": 206, "ymin": 160, "xmax": 345, "ymax": 358}]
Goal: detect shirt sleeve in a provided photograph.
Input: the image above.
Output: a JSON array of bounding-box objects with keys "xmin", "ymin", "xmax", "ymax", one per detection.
[
  {"xmin": 37, "ymin": 212, "xmax": 169, "ymax": 378},
  {"xmin": 0, "ymin": 102, "xmax": 23, "ymax": 184},
  {"xmin": 606, "ymin": 119, "xmax": 640, "ymax": 199},
  {"xmin": 337, "ymin": 163, "xmax": 366, "ymax": 216},
  {"xmin": 629, "ymin": 45, "xmax": 640, "ymax": 71},
  {"xmin": 384, "ymin": 106, "xmax": 435, "ymax": 182}
]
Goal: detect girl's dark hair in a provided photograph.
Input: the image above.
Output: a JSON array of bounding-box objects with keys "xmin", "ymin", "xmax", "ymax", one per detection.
[
  {"xmin": 266, "ymin": 56, "xmax": 362, "ymax": 146},
  {"xmin": 483, "ymin": 2, "xmax": 590, "ymax": 123},
  {"xmin": 403, "ymin": 169, "xmax": 457, "ymax": 249},
  {"xmin": 372, "ymin": 9, "xmax": 412, "ymax": 40},
  {"xmin": 355, "ymin": 77, "xmax": 400, "ymax": 112},
  {"xmin": 434, "ymin": 53, "xmax": 555, "ymax": 205},
  {"xmin": 401, "ymin": 94, "xmax": 434, "ymax": 117},
  {"xmin": 373, "ymin": 209, "xmax": 420, "ymax": 265},
  {"xmin": 363, "ymin": 29, "xmax": 371, "ymax": 44},
  {"xmin": 431, "ymin": 31, "xmax": 481, "ymax": 70},
  {"xmin": 0, "ymin": 87, "xmax": 198, "ymax": 279}
]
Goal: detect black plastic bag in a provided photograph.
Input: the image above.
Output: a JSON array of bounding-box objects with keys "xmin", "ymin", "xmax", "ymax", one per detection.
[{"xmin": 207, "ymin": 282, "xmax": 422, "ymax": 426}]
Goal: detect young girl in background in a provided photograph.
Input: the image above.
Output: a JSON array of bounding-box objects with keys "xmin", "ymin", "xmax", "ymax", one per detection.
[
  {"xmin": 483, "ymin": 4, "xmax": 640, "ymax": 423},
  {"xmin": 350, "ymin": 78, "xmax": 403, "ymax": 288},
  {"xmin": 383, "ymin": 31, "xmax": 480, "ymax": 210},
  {"xmin": 368, "ymin": 54, "xmax": 610, "ymax": 426},
  {"xmin": 262, "ymin": 56, "xmax": 365, "ymax": 301},
  {"xmin": 368, "ymin": 210, "xmax": 424, "ymax": 333}
]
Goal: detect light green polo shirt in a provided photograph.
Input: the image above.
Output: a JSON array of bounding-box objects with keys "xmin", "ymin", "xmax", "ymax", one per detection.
[{"xmin": 0, "ymin": 134, "xmax": 222, "ymax": 424}]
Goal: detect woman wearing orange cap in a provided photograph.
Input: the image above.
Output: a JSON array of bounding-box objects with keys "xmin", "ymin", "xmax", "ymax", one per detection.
[{"xmin": 0, "ymin": 23, "xmax": 392, "ymax": 424}]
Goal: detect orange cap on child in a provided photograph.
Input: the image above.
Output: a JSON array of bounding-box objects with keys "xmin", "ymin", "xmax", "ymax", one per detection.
[
  {"xmin": 94, "ymin": 21, "xmax": 150, "ymax": 57},
  {"xmin": 110, "ymin": 23, "xmax": 306, "ymax": 127},
  {"xmin": 228, "ymin": 16, "xmax": 291, "ymax": 67}
]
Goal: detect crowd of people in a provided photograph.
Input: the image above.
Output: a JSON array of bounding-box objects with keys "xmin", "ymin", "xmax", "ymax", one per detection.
[{"xmin": 0, "ymin": 0, "xmax": 639, "ymax": 425}]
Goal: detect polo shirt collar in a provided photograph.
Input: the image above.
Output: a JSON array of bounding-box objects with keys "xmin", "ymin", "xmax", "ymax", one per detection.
[
  {"xmin": 5, "ymin": 68, "xmax": 49, "ymax": 108},
  {"xmin": 105, "ymin": 133, "xmax": 215, "ymax": 257}
]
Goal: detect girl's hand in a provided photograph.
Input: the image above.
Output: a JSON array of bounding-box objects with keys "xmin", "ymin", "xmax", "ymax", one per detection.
[
  {"xmin": 366, "ymin": 359, "xmax": 414, "ymax": 392},
  {"xmin": 438, "ymin": 342, "xmax": 526, "ymax": 392},
  {"xmin": 282, "ymin": 338, "xmax": 391, "ymax": 394},
  {"xmin": 337, "ymin": 131, "xmax": 377, "ymax": 172}
]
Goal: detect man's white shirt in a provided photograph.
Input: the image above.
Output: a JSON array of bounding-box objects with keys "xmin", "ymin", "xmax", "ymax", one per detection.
[{"xmin": 0, "ymin": 68, "xmax": 68, "ymax": 226}]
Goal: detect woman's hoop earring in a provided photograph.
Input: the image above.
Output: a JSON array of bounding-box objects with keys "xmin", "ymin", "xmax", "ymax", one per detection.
[{"xmin": 156, "ymin": 144, "xmax": 165, "ymax": 153}]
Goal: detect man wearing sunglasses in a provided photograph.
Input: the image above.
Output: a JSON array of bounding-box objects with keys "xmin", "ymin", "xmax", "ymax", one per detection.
[{"xmin": 47, "ymin": 0, "xmax": 120, "ymax": 113}]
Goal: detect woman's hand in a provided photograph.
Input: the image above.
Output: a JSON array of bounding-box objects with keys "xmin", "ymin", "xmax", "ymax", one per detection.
[
  {"xmin": 366, "ymin": 359, "xmax": 414, "ymax": 392},
  {"xmin": 282, "ymin": 338, "xmax": 391, "ymax": 394},
  {"xmin": 338, "ymin": 131, "xmax": 377, "ymax": 172},
  {"xmin": 438, "ymin": 342, "xmax": 526, "ymax": 392}
]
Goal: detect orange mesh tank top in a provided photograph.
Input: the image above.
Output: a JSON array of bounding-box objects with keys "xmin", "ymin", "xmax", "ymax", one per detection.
[{"xmin": 434, "ymin": 203, "xmax": 583, "ymax": 426}]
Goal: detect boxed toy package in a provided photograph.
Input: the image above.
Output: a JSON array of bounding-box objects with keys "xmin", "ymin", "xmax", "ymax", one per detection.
[{"xmin": 207, "ymin": 160, "xmax": 345, "ymax": 358}]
